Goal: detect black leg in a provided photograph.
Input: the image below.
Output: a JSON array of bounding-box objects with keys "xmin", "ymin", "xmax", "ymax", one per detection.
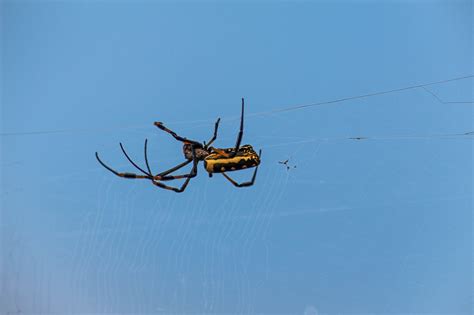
[
  {"xmin": 154, "ymin": 162, "xmax": 198, "ymax": 181},
  {"xmin": 120, "ymin": 142, "xmax": 152, "ymax": 176},
  {"xmin": 204, "ymin": 118, "xmax": 221, "ymax": 149},
  {"xmin": 151, "ymin": 165, "xmax": 197, "ymax": 192},
  {"xmin": 229, "ymin": 98, "xmax": 244, "ymax": 157},
  {"xmin": 154, "ymin": 122, "xmax": 201, "ymax": 146},
  {"xmin": 157, "ymin": 160, "xmax": 193, "ymax": 177},
  {"xmin": 144, "ymin": 138, "xmax": 153, "ymax": 175},
  {"xmin": 96, "ymin": 139, "xmax": 194, "ymax": 180},
  {"xmin": 96, "ymin": 152, "xmax": 152, "ymax": 179},
  {"xmin": 144, "ymin": 138, "xmax": 196, "ymax": 181},
  {"xmin": 150, "ymin": 146, "xmax": 199, "ymax": 192},
  {"xmin": 97, "ymin": 140, "xmax": 155, "ymax": 179},
  {"xmin": 151, "ymin": 175, "xmax": 194, "ymax": 192},
  {"xmin": 221, "ymin": 149, "xmax": 261, "ymax": 187}
]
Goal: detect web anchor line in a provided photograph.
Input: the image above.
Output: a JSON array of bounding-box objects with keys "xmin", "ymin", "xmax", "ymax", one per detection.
[
  {"xmin": 421, "ymin": 87, "xmax": 474, "ymax": 104},
  {"xmin": 1, "ymin": 74, "xmax": 472, "ymax": 137},
  {"xmin": 247, "ymin": 74, "xmax": 473, "ymax": 117},
  {"xmin": 261, "ymin": 131, "xmax": 474, "ymax": 149}
]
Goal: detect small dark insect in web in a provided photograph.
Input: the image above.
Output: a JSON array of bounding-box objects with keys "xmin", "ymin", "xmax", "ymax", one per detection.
[{"xmin": 278, "ymin": 159, "xmax": 296, "ymax": 171}]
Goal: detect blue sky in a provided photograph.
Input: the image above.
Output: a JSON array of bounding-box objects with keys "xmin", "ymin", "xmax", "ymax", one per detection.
[{"xmin": 1, "ymin": 1, "xmax": 472, "ymax": 314}]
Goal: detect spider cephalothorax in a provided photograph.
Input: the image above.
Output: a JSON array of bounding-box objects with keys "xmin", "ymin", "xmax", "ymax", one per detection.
[
  {"xmin": 95, "ymin": 98, "xmax": 262, "ymax": 192},
  {"xmin": 182, "ymin": 143, "xmax": 209, "ymax": 161}
]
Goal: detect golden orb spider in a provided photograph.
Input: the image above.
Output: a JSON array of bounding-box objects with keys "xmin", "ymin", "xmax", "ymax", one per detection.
[{"xmin": 95, "ymin": 98, "xmax": 262, "ymax": 192}]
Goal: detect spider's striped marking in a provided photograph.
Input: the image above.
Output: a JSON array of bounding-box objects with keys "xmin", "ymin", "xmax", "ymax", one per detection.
[{"xmin": 204, "ymin": 145, "xmax": 260, "ymax": 173}]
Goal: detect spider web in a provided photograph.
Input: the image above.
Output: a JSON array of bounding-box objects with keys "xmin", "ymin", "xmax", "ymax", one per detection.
[{"xmin": 2, "ymin": 75, "xmax": 473, "ymax": 313}]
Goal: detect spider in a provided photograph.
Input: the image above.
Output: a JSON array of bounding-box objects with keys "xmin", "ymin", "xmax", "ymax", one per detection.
[{"xmin": 95, "ymin": 98, "xmax": 262, "ymax": 192}]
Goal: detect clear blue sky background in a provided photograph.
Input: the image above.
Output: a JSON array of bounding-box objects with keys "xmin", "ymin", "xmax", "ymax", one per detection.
[{"xmin": 1, "ymin": 1, "xmax": 472, "ymax": 314}]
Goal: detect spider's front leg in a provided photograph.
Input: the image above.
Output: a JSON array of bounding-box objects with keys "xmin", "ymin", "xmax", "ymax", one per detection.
[
  {"xmin": 154, "ymin": 122, "xmax": 201, "ymax": 146},
  {"xmin": 150, "ymin": 163, "xmax": 197, "ymax": 192},
  {"xmin": 95, "ymin": 152, "xmax": 152, "ymax": 179},
  {"xmin": 150, "ymin": 145, "xmax": 200, "ymax": 193}
]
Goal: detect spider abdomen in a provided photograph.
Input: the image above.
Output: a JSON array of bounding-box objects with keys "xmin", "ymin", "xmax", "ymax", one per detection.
[{"xmin": 204, "ymin": 145, "xmax": 260, "ymax": 173}]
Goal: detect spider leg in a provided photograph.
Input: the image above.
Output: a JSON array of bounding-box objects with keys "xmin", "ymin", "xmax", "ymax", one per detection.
[
  {"xmin": 97, "ymin": 149, "xmax": 194, "ymax": 184},
  {"xmin": 221, "ymin": 149, "xmax": 262, "ymax": 188},
  {"xmin": 144, "ymin": 138, "xmax": 196, "ymax": 180},
  {"xmin": 151, "ymin": 175, "xmax": 194, "ymax": 192},
  {"xmin": 157, "ymin": 160, "xmax": 193, "ymax": 177},
  {"xmin": 153, "ymin": 122, "xmax": 201, "ymax": 146},
  {"xmin": 95, "ymin": 152, "xmax": 152, "ymax": 179},
  {"xmin": 154, "ymin": 161, "xmax": 198, "ymax": 181},
  {"xmin": 156, "ymin": 170, "xmax": 198, "ymax": 181},
  {"xmin": 229, "ymin": 98, "xmax": 244, "ymax": 158},
  {"xmin": 204, "ymin": 118, "xmax": 221, "ymax": 149},
  {"xmin": 120, "ymin": 142, "xmax": 152, "ymax": 176},
  {"xmin": 144, "ymin": 138, "xmax": 153, "ymax": 175},
  {"xmin": 150, "ymin": 146, "xmax": 199, "ymax": 192}
]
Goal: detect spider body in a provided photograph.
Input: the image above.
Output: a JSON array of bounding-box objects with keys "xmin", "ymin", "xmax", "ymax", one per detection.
[
  {"xmin": 204, "ymin": 145, "xmax": 260, "ymax": 174},
  {"xmin": 95, "ymin": 98, "xmax": 262, "ymax": 192},
  {"xmin": 182, "ymin": 143, "xmax": 208, "ymax": 160}
]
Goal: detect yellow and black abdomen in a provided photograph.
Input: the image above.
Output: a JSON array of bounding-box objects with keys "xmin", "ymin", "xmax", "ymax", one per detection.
[{"xmin": 204, "ymin": 145, "xmax": 260, "ymax": 173}]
